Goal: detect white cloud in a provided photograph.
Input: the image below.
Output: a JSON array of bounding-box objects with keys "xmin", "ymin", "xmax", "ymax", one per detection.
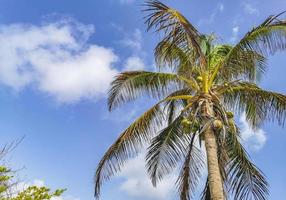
[
  {"xmin": 33, "ymin": 179, "xmax": 45, "ymax": 187},
  {"xmin": 218, "ymin": 3, "xmax": 224, "ymax": 12},
  {"xmin": 119, "ymin": 28, "xmax": 142, "ymax": 52},
  {"xmin": 123, "ymin": 56, "xmax": 145, "ymax": 71},
  {"xmin": 243, "ymin": 3, "xmax": 259, "ymax": 15},
  {"xmin": 230, "ymin": 26, "xmax": 239, "ymax": 42},
  {"xmin": 239, "ymin": 113, "xmax": 267, "ymax": 151},
  {"xmin": 0, "ymin": 19, "xmax": 119, "ymax": 103},
  {"xmin": 118, "ymin": 153, "xmax": 176, "ymax": 200},
  {"xmin": 232, "ymin": 26, "xmax": 239, "ymax": 34},
  {"xmin": 118, "ymin": 29, "xmax": 147, "ymax": 71}
]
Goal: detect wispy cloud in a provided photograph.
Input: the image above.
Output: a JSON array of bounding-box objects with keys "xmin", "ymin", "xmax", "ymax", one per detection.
[
  {"xmin": 0, "ymin": 19, "xmax": 119, "ymax": 103},
  {"xmin": 239, "ymin": 113, "xmax": 267, "ymax": 151},
  {"xmin": 230, "ymin": 26, "xmax": 239, "ymax": 43},
  {"xmin": 243, "ymin": 3, "xmax": 259, "ymax": 15},
  {"xmin": 119, "ymin": 28, "xmax": 143, "ymax": 52},
  {"xmin": 218, "ymin": 3, "xmax": 224, "ymax": 12},
  {"xmin": 123, "ymin": 56, "xmax": 145, "ymax": 71},
  {"xmin": 117, "ymin": 28, "xmax": 148, "ymax": 71},
  {"xmin": 198, "ymin": 2, "xmax": 224, "ymax": 26}
]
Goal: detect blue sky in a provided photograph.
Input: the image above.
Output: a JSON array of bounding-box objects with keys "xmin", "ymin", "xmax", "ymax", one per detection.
[{"xmin": 0, "ymin": 0, "xmax": 285, "ymax": 199}]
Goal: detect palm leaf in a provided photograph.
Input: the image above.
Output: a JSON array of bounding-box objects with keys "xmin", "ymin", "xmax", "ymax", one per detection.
[
  {"xmin": 209, "ymin": 47, "xmax": 267, "ymax": 84},
  {"xmin": 176, "ymin": 134, "xmax": 204, "ymax": 200},
  {"xmin": 154, "ymin": 40, "xmax": 190, "ymax": 68},
  {"xmin": 163, "ymin": 88, "xmax": 195, "ymax": 125},
  {"xmin": 143, "ymin": 0, "xmax": 206, "ymax": 65},
  {"xmin": 94, "ymin": 103, "xmax": 164, "ymax": 198},
  {"xmin": 238, "ymin": 13, "xmax": 286, "ymax": 56},
  {"xmin": 146, "ymin": 115, "xmax": 190, "ymax": 186},
  {"xmin": 108, "ymin": 71, "xmax": 184, "ymax": 111},
  {"xmin": 210, "ymin": 13, "xmax": 286, "ymax": 84},
  {"xmin": 96, "ymin": 90, "xmax": 196, "ymax": 198},
  {"xmin": 200, "ymin": 179, "xmax": 211, "ymax": 200},
  {"xmin": 220, "ymin": 82, "xmax": 286, "ymax": 128},
  {"xmin": 226, "ymin": 128, "xmax": 268, "ymax": 200},
  {"xmin": 154, "ymin": 40, "xmax": 195, "ymax": 73}
]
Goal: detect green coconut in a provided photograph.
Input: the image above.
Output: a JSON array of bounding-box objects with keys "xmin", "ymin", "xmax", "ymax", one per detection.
[
  {"xmin": 181, "ymin": 118, "xmax": 191, "ymax": 126},
  {"xmin": 196, "ymin": 76, "xmax": 203, "ymax": 82},
  {"xmin": 226, "ymin": 111, "xmax": 234, "ymax": 118},
  {"xmin": 213, "ymin": 119, "xmax": 223, "ymax": 130},
  {"xmin": 191, "ymin": 121, "xmax": 200, "ymax": 132}
]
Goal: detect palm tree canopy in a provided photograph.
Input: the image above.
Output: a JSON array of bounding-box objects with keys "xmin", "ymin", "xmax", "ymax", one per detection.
[{"xmin": 95, "ymin": 1, "xmax": 286, "ymax": 200}]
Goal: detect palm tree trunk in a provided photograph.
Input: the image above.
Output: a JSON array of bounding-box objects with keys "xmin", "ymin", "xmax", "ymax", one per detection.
[
  {"xmin": 205, "ymin": 127, "xmax": 225, "ymax": 200},
  {"xmin": 203, "ymin": 99, "xmax": 225, "ymax": 200}
]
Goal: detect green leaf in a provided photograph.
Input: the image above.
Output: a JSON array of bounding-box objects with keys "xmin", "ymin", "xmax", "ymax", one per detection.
[{"xmin": 108, "ymin": 71, "xmax": 184, "ymax": 111}]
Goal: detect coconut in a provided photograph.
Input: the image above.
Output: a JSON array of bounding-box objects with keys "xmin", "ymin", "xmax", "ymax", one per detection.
[
  {"xmin": 213, "ymin": 119, "xmax": 223, "ymax": 130},
  {"xmin": 191, "ymin": 121, "xmax": 200, "ymax": 131},
  {"xmin": 181, "ymin": 118, "xmax": 191, "ymax": 126},
  {"xmin": 196, "ymin": 76, "xmax": 203, "ymax": 82},
  {"xmin": 226, "ymin": 111, "xmax": 234, "ymax": 118}
]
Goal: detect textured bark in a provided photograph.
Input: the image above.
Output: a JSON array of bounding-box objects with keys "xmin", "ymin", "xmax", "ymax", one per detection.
[
  {"xmin": 204, "ymin": 99, "xmax": 225, "ymax": 200},
  {"xmin": 205, "ymin": 127, "xmax": 225, "ymax": 200}
]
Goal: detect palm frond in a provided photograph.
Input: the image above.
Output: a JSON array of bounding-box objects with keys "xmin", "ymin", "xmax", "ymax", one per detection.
[
  {"xmin": 154, "ymin": 41, "xmax": 201, "ymax": 85},
  {"xmin": 108, "ymin": 71, "xmax": 184, "ymax": 111},
  {"xmin": 143, "ymin": 0, "xmax": 205, "ymax": 65},
  {"xmin": 200, "ymin": 179, "xmax": 211, "ymax": 200},
  {"xmin": 209, "ymin": 47, "xmax": 267, "ymax": 84},
  {"xmin": 146, "ymin": 115, "xmax": 190, "ymax": 186},
  {"xmin": 163, "ymin": 88, "xmax": 195, "ymax": 125},
  {"xmin": 165, "ymin": 99, "xmax": 176, "ymax": 125},
  {"xmin": 154, "ymin": 40, "xmax": 190, "ymax": 69},
  {"xmin": 209, "ymin": 45, "xmax": 232, "ymax": 69},
  {"xmin": 238, "ymin": 12, "xmax": 286, "ymax": 56},
  {"xmin": 226, "ymin": 128, "xmax": 268, "ymax": 200},
  {"xmin": 210, "ymin": 13, "xmax": 286, "ymax": 84},
  {"xmin": 94, "ymin": 103, "xmax": 164, "ymax": 198},
  {"xmin": 220, "ymin": 82, "xmax": 286, "ymax": 128},
  {"xmin": 176, "ymin": 134, "xmax": 204, "ymax": 200}
]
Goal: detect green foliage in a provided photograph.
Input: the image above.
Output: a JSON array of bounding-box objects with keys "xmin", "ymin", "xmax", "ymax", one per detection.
[
  {"xmin": 108, "ymin": 71, "xmax": 185, "ymax": 111},
  {"xmin": 226, "ymin": 129, "xmax": 268, "ymax": 200},
  {"xmin": 10, "ymin": 186, "xmax": 65, "ymax": 200},
  {"xmin": 0, "ymin": 166, "xmax": 65, "ymax": 200},
  {"xmin": 94, "ymin": 102, "xmax": 164, "ymax": 198},
  {"xmin": 0, "ymin": 166, "xmax": 10, "ymax": 197},
  {"xmin": 177, "ymin": 142, "xmax": 204, "ymax": 200},
  {"xmin": 146, "ymin": 115, "xmax": 189, "ymax": 186}
]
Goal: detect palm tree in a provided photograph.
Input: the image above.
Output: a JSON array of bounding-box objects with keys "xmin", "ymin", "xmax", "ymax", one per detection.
[{"xmin": 94, "ymin": 1, "xmax": 286, "ymax": 199}]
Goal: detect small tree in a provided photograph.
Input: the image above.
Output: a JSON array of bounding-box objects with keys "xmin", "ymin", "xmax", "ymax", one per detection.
[
  {"xmin": 10, "ymin": 186, "xmax": 65, "ymax": 200},
  {"xmin": 0, "ymin": 166, "xmax": 12, "ymax": 198},
  {"xmin": 0, "ymin": 165, "xmax": 65, "ymax": 200}
]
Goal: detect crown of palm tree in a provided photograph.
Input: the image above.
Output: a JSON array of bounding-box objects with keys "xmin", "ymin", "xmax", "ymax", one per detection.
[{"xmin": 94, "ymin": 1, "xmax": 286, "ymax": 199}]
